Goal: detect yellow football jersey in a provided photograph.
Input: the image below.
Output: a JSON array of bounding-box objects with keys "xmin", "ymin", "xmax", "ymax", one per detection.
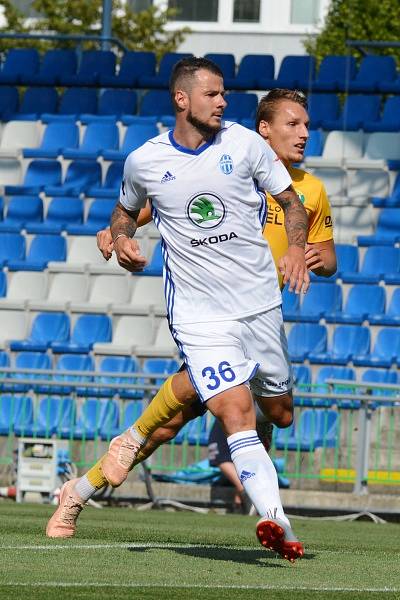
[{"xmin": 264, "ymin": 166, "xmax": 333, "ymax": 287}]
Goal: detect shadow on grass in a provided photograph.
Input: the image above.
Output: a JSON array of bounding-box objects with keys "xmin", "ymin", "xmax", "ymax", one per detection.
[{"xmin": 128, "ymin": 546, "xmax": 316, "ymax": 565}]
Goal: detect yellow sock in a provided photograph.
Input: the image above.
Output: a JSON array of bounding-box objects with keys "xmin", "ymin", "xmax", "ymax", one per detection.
[
  {"xmin": 86, "ymin": 457, "xmax": 108, "ymax": 489},
  {"xmin": 132, "ymin": 375, "xmax": 188, "ymax": 439}
]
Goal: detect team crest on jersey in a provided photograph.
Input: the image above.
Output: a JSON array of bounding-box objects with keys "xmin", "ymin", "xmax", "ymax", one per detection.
[
  {"xmin": 186, "ymin": 192, "xmax": 226, "ymax": 229},
  {"xmin": 219, "ymin": 154, "xmax": 233, "ymax": 175},
  {"xmin": 295, "ymin": 189, "xmax": 305, "ymax": 204}
]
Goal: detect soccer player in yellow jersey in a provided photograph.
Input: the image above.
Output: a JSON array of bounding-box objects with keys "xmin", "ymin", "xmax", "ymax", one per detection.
[{"xmin": 47, "ymin": 89, "xmax": 334, "ymax": 555}]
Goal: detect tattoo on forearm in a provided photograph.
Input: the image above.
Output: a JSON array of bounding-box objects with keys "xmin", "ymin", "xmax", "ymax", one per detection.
[
  {"xmin": 273, "ymin": 187, "xmax": 308, "ymax": 248},
  {"xmin": 110, "ymin": 203, "xmax": 138, "ymax": 241}
]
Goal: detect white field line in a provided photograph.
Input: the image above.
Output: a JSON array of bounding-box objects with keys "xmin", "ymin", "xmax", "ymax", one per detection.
[{"xmin": 0, "ymin": 582, "xmax": 398, "ymax": 593}]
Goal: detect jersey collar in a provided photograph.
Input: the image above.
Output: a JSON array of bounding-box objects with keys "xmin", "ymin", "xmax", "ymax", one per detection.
[{"xmin": 168, "ymin": 130, "xmax": 215, "ymax": 155}]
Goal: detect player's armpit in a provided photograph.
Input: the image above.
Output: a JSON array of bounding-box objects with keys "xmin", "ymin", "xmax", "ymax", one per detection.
[{"xmin": 137, "ymin": 200, "xmax": 153, "ymax": 227}]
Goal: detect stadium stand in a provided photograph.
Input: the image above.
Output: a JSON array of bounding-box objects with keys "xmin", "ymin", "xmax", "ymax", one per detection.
[
  {"xmin": 258, "ymin": 55, "xmax": 316, "ymax": 90},
  {"xmin": 8, "ymin": 234, "xmax": 67, "ymax": 271},
  {"xmin": 5, "ymin": 159, "xmax": 61, "ymax": 196},
  {"xmin": 51, "ymin": 313, "xmax": 112, "ymax": 353},
  {"xmin": 0, "ymin": 120, "xmax": 41, "ymax": 157},
  {"xmin": 88, "ymin": 162, "xmax": 123, "ymax": 197},
  {"xmin": 44, "ymin": 160, "xmax": 102, "ymax": 196},
  {"xmin": 0, "ymin": 87, "xmax": 19, "ymax": 121},
  {"xmin": 0, "ymin": 271, "xmax": 46, "ymax": 309},
  {"xmin": 26, "ymin": 198, "xmax": 83, "ymax": 234},
  {"xmin": 59, "ymin": 50, "xmax": 116, "ymax": 87},
  {"xmin": 23, "ymin": 121, "xmax": 79, "ymax": 159},
  {"xmin": 309, "ymin": 325, "xmax": 371, "ymax": 365},
  {"xmin": 24, "ymin": 49, "xmax": 77, "ymax": 86},
  {"xmin": 10, "ymin": 312, "xmax": 70, "ymax": 352},
  {"xmin": 204, "ymin": 53, "xmax": 236, "ymax": 79},
  {"xmin": 138, "ymin": 52, "xmax": 193, "ymax": 88},
  {"xmin": 0, "ymin": 48, "xmax": 40, "ymax": 85},
  {"xmin": 224, "ymin": 54, "xmax": 275, "ymax": 90},
  {"xmin": 99, "ymin": 51, "xmax": 156, "ymax": 88},
  {"xmin": 345, "ymin": 55, "xmax": 397, "ymax": 93},
  {"xmin": 0, "ymin": 195, "xmax": 43, "ymax": 232},
  {"xmin": 309, "ymin": 55, "xmax": 357, "ymax": 92}
]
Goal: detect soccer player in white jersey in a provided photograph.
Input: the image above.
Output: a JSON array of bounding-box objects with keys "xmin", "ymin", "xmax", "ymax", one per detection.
[{"xmin": 47, "ymin": 58, "xmax": 309, "ymax": 561}]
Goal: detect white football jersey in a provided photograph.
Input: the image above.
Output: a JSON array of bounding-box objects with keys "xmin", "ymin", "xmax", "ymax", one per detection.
[{"xmin": 119, "ymin": 121, "xmax": 291, "ymax": 325}]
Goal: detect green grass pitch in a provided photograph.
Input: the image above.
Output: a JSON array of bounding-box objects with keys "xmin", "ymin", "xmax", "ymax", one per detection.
[{"xmin": 0, "ymin": 502, "xmax": 399, "ymax": 600}]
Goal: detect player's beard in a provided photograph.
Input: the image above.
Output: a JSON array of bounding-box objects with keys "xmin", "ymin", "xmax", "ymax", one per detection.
[{"xmin": 186, "ymin": 110, "xmax": 221, "ymax": 137}]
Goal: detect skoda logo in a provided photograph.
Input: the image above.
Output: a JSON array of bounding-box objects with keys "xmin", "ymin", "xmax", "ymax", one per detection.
[{"xmin": 187, "ymin": 192, "xmax": 226, "ymax": 229}]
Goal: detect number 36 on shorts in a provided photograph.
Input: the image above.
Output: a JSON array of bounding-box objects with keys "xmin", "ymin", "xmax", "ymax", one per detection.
[{"xmin": 201, "ymin": 361, "xmax": 236, "ymax": 390}]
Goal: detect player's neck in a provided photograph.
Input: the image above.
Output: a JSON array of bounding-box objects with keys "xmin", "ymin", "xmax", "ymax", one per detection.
[{"xmin": 173, "ymin": 122, "xmax": 214, "ymax": 150}]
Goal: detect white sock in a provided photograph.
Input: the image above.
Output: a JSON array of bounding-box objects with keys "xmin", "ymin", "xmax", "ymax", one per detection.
[
  {"xmin": 75, "ymin": 475, "xmax": 96, "ymax": 502},
  {"xmin": 227, "ymin": 429, "xmax": 290, "ymax": 526},
  {"xmin": 128, "ymin": 426, "xmax": 146, "ymax": 446}
]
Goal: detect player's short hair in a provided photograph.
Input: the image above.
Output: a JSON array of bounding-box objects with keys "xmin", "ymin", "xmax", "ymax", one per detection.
[
  {"xmin": 169, "ymin": 57, "xmax": 224, "ymax": 110},
  {"xmin": 255, "ymin": 89, "xmax": 308, "ymax": 132}
]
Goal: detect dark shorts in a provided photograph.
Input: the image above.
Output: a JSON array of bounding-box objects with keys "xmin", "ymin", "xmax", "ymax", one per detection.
[{"xmin": 208, "ymin": 419, "xmax": 230, "ymax": 467}]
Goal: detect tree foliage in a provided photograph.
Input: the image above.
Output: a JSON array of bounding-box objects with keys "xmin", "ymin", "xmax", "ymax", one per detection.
[
  {"xmin": 304, "ymin": 0, "xmax": 400, "ymax": 66},
  {"xmin": 0, "ymin": 1, "xmax": 190, "ymax": 60}
]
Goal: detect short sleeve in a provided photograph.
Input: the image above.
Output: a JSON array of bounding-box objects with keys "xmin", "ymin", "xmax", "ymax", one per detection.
[
  {"xmin": 118, "ymin": 151, "xmax": 148, "ymax": 212},
  {"xmin": 249, "ymin": 133, "xmax": 292, "ymax": 195},
  {"xmin": 308, "ymin": 181, "xmax": 334, "ymax": 243}
]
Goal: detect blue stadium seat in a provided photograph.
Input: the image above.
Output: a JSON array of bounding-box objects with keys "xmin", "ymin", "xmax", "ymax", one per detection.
[
  {"xmin": 51, "ymin": 314, "xmax": 112, "ymax": 354},
  {"xmin": 379, "ymin": 71, "xmax": 400, "ymax": 94},
  {"xmin": 0, "ymin": 395, "xmax": 27, "ymax": 435},
  {"xmin": 346, "ymin": 55, "xmax": 397, "ymax": 93},
  {"xmin": 11, "ymin": 87, "xmax": 58, "ymax": 120},
  {"xmin": 0, "ymin": 87, "xmax": 19, "ymax": 120},
  {"xmin": 23, "ymin": 121, "xmax": 79, "ymax": 159},
  {"xmin": 325, "ymin": 284, "xmax": 386, "ymax": 325},
  {"xmin": 364, "ymin": 97, "xmax": 400, "ymax": 133},
  {"xmin": 293, "ymin": 365, "xmax": 311, "ymax": 385},
  {"xmin": 204, "ymin": 53, "xmax": 236, "ymax": 79},
  {"xmin": 0, "ymin": 49, "xmax": 39, "ymax": 85},
  {"xmin": 314, "ymin": 366, "xmax": 356, "ymax": 408},
  {"xmin": 100, "ymin": 399, "xmax": 144, "ymax": 440},
  {"xmin": 0, "ymin": 196, "xmax": 43, "ymax": 233},
  {"xmin": 321, "ymin": 95, "xmax": 381, "ymax": 131},
  {"xmin": 358, "ymin": 210, "xmax": 400, "ymax": 247},
  {"xmin": 26, "ymin": 198, "xmax": 83, "ymax": 234},
  {"xmin": 310, "ymin": 325, "xmax": 370, "ymax": 365},
  {"xmin": 281, "ymin": 286, "xmax": 300, "ymax": 319},
  {"xmin": 96, "ymin": 89, "xmax": 137, "ymax": 118},
  {"xmin": 53, "ymin": 353, "xmax": 94, "ymax": 395},
  {"xmin": 372, "ymin": 173, "xmax": 400, "ymax": 209},
  {"xmin": 308, "ymin": 94, "xmax": 341, "ymax": 129},
  {"xmin": 288, "ymin": 323, "xmax": 327, "ymax": 362},
  {"xmin": 11, "ymin": 396, "xmax": 34, "ymax": 436},
  {"xmin": 258, "ymin": 55, "xmax": 316, "ymax": 90},
  {"xmin": 309, "ymin": 55, "xmax": 357, "ymax": 92},
  {"xmin": 102, "ymin": 123, "xmax": 158, "ymax": 161},
  {"xmin": 224, "ymin": 54, "xmax": 274, "ymax": 90},
  {"xmin": 141, "ymin": 241, "xmax": 163, "ymax": 276},
  {"xmin": 10, "ymin": 312, "xmax": 70, "ymax": 352},
  {"xmin": 43, "ymin": 88, "xmax": 98, "ymax": 121},
  {"xmin": 10, "ymin": 351, "xmax": 52, "ymax": 394},
  {"xmin": 59, "ymin": 50, "xmax": 116, "ymax": 87},
  {"xmin": 334, "ymin": 244, "xmax": 359, "ymax": 279},
  {"xmin": 370, "ymin": 288, "xmax": 400, "ymax": 326},
  {"xmin": 274, "ymin": 409, "xmax": 338, "ymax": 450},
  {"xmin": 8, "ymin": 234, "xmax": 66, "ymax": 271},
  {"xmin": 66, "ymin": 198, "xmax": 115, "ymax": 236},
  {"xmin": 0, "ymin": 274, "xmax": 7, "ymax": 298},
  {"xmin": 223, "ymin": 92, "xmax": 258, "ymax": 122},
  {"xmin": 95, "ymin": 355, "xmax": 142, "ymax": 399},
  {"xmin": 44, "ymin": 160, "xmax": 102, "ymax": 197},
  {"xmin": 139, "ymin": 90, "xmax": 174, "ymax": 120},
  {"xmin": 303, "ymin": 130, "xmax": 324, "ymax": 158},
  {"xmin": 138, "ymin": 52, "xmax": 193, "ymax": 88},
  {"xmin": 5, "ymin": 160, "xmax": 62, "ymax": 196},
  {"xmin": 342, "ymin": 247, "xmax": 400, "ymax": 284},
  {"xmin": 286, "ymin": 282, "xmax": 342, "ymax": 323},
  {"xmin": 24, "ymin": 49, "xmax": 77, "ymax": 86},
  {"xmin": 61, "ymin": 398, "xmax": 117, "ymax": 440},
  {"xmin": 99, "ymin": 51, "xmax": 156, "ymax": 88},
  {"xmin": 142, "ymin": 358, "xmax": 180, "ymax": 390},
  {"xmin": 88, "ymin": 162, "xmax": 123, "ymax": 197},
  {"xmin": 0, "ymin": 233, "xmax": 25, "ymax": 267},
  {"xmin": 353, "ymin": 328, "xmax": 400, "ymax": 368},
  {"xmin": 62, "ymin": 122, "xmax": 119, "ymax": 160},
  {"xmin": 361, "ymin": 369, "xmax": 399, "ymax": 406},
  {"xmin": 22, "ymin": 396, "xmax": 73, "ymax": 437},
  {"xmin": 186, "ymin": 413, "xmax": 213, "ymax": 446}
]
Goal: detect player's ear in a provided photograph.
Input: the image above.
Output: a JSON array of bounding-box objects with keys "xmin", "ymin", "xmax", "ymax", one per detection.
[
  {"xmin": 174, "ymin": 89, "xmax": 189, "ymax": 112},
  {"xmin": 258, "ymin": 119, "xmax": 270, "ymax": 140}
]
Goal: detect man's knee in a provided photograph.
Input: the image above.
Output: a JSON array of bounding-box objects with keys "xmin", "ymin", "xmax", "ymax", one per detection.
[{"xmin": 256, "ymin": 391, "xmax": 294, "ymax": 428}]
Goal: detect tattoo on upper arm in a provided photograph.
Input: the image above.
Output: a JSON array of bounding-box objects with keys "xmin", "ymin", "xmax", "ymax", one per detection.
[
  {"xmin": 273, "ymin": 187, "xmax": 308, "ymax": 248},
  {"xmin": 110, "ymin": 202, "xmax": 138, "ymax": 240}
]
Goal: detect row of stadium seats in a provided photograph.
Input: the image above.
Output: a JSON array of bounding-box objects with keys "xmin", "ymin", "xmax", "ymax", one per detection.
[
  {"xmin": 2, "ymin": 49, "xmax": 400, "ymax": 94},
  {"xmin": 1, "ymin": 87, "xmax": 400, "ymax": 132},
  {"xmin": 0, "ymin": 307, "xmax": 398, "ymax": 366},
  {"xmin": 0, "ymin": 234, "xmax": 161, "ymax": 272}
]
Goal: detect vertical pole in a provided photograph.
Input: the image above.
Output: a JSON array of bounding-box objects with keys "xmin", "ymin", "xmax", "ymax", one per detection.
[
  {"xmin": 102, "ymin": 0, "xmax": 113, "ymax": 50},
  {"xmin": 353, "ymin": 399, "xmax": 371, "ymax": 495}
]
